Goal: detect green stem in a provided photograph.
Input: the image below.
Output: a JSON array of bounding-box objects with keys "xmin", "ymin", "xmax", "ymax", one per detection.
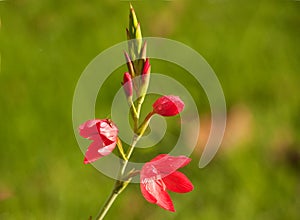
[
  {"xmin": 136, "ymin": 95, "xmax": 145, "ymax": 117},
  {"xmin": 121, "ymin": 135, "xmax": 140, "ymax": 176},
  {"xmin": 116, "ymin": 137, "xmax": 127, "ymax": 161},
  {"xmin": 95, "ymin": 135, "xmax": 140, "ymax": 220},
  {"xmin": 136, "ymin": 111, "xmax": 154, "ymax": 136},
  {"xmin": 96, "ymin": 191, "xmax": 118, "ymax": 220},
  {"xmin": 95, "ymin": 79, "xmax": 147, "ymax": 220},
  {"xmin": 129, "ymin": 100, "xmax": 139, "ymax": 132}
]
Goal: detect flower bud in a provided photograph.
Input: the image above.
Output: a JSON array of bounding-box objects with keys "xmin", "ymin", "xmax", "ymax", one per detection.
[
  {"xmin": 129, "ymin": 4, "xmax": 139, "ymax": 38},
  {"xmin": 135, "ymin": 22, "xmax": 142, "ymax": 53},
  {"xmin": 122, "ymin": 72, "xmax": 133, "ymax": 98},
  {"xmin": 138, "ymin": 58, "xmax": 151, "ymax": 97},
  {"xmin": 139, "ymin": 41, "xmax": 147, "ymax": 61},
  {"xmin": 127, "ymin": 4, "xmax": 143, "ymax": 61},
  {"xmin": 124, "ymin": 51, "xmax": 135, "ymax": 77},
  {"xmin": 142, "ymin": 58, "xmax": 150, "ymax": 76},
  {"xmin": 152, "ymin": 95, "xmax": 184, "ymax": 116},
  {"xmin": 136, "ymin": 41, "xmax": 148, "ymax": 73}
]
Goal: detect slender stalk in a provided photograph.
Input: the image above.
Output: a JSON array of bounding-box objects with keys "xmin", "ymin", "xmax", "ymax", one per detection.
[
  {"xmin": 120, "ymin": 135, "xmax": 140, "ymax": 176},
  {"xmin": 95, "ymin": 110, "xmax": 154, "ymax": 219},
  {"xmin": 136, "ymin": 95, "xmax": 145, "ymax": 117},
  {"xmin": 96, "ymin": 191, "xmax": 119, "ymax": 220},
  {"xmin": 95, "ymin": 65, "xmax": 149, "ymax": 220},
  {"xmin": 93, "ymin": 5, "xmax": 150, "ymax": 220},
  {"xmin": 136, "ymin": 111, "xmax": 154, "ymax": 136},
  {"xmin": 95, "ymin": 135, "xmax": 140, "ymax": 220}
]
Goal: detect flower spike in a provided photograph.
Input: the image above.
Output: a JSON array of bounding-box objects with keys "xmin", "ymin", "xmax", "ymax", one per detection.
[{"xmin": 79, "ymin": 5, "xmax": 194, "ymax": 219}]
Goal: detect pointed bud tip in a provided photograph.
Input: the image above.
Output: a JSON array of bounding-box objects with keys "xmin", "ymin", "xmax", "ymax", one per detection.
[
  {"xmin": 124, "ymin": 51, "xmax": 131, "ymax": 61},
  {"xmin": 84, "ymin": 157, "xmax": 90, "ymax": 164}
]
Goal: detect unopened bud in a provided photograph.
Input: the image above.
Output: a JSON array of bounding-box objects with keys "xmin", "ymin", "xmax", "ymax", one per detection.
[
  {"xmin": 138, "ymin": 59, "xmax": 151, "ymax": 97},
  {"xmin": 124, "ymin": 51, "xmax": 135, "ymax": 77},
  {"xmin": 122, "ymin": 72, "xmax": 133, "ymax": 99},
  {"xmin": 140, "ymin": 41, "xmax": 147, "ymax": 61},
  {"xmin": 129, "ymin": 4, "xmax": 138, "ymax": 38},
  {"xmin": 127, "ymin": 4, "xmax": 143, "ymax": 62},
  {"xmin": 152, "ymin": 95, "xmax": 184, "ymax": 117},
  {"xmin": 135, "ymin": 22, "xmax": 142, "ymax": 54}
]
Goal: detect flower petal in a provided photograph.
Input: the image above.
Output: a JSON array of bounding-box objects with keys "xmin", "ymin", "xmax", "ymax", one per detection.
[
  {"xmin": 97, "ymin": 120, "xmax": 118, "ymax": 144},
  {"xmin": 79, "ymin": 119, "xmax": 101, "ymax": 138},
  {"xmin": 83, "ymin": 136, "xmax": 116, "ymax": 164},
  {"xmin": 98, "ymin": 142, "xmax": 116, "ymax": 156},
  {"xmin": 163, "ymin": 171, "xmax": 194, "ymax": 193},
  {"xmin": 150, "ymin": 154, "xmax": 191, "ymax": 177},
  {"xmin": 140, "ymin": 178, "xmax": 175, "ymax": 212},
  {"xmin": 83, "ymin": 138, "xmax": 104, "ymax": 164},
  {"xmin": 140, "ymin": 178, "xmax": 157, "ymax": 204}
]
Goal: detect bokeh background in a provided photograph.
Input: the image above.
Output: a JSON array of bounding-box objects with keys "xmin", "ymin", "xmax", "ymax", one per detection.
[{"xmin": 1, "ymin": 0, "xmax": 299, "ymax": 219}]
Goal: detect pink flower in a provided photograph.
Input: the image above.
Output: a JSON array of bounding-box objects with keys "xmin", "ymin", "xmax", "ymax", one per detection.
[
  {"xmin": 140, "ymin": 154, "xmax": 194, "ymax": 212},
  {"xmin": 79, "ymin": 119, "xmax": 118, "ymax": 164},
  {"xmin": 152, "ymin": 95, "xmax": 184, "ymax": 116},
  {"xmin": 122, "ymin": 72, "xmax": 133, "ymax": 98}
]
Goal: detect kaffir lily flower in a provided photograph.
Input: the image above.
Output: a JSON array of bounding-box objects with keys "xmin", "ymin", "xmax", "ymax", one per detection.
[
  {"xmin": 80, "ymin": 5, "xmax": 195, "ymax": 219},
  {"xmin": 153, "ymin": 95, "xmax": 184, "ymax": 116},
  {"xmin": 140, "ymin": 154, "xmax": 194, "ymax": 212},
  {"xmin": 79, "ymin": 119, "xmax": 118, "ymax": 164}
]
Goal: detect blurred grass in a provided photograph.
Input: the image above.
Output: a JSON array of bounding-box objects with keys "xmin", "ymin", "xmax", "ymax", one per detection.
[{"xmin": 0, "ymin": 0, "xmax": 300, "ymax": 219}]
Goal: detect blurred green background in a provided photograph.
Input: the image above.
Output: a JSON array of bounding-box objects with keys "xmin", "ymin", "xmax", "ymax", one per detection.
[{"xmin": 1, "ymin": 0, "xmax": 299, "ymax": 219}]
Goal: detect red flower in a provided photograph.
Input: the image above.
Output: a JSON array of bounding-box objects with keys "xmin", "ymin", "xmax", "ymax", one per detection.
[
  {"xmin": 79, "ymin": 119, "xmax": 118, "ymax": 164},
  {"xmin": 152, "ymin": 95, "xmax": 184, "ymax": 116},
  {"xmin": 140, "ymin": 154, "xmax": 194, "ymax": 212}
]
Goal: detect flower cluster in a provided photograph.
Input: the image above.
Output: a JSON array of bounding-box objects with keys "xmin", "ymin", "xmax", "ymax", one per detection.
[
  {"xmin": 78, "ymin": 5, "xmax": 194, "ymax": 218},
  {"xmin": 79, "ymin": 96, "xmax": 192, "ymax": 212}
]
